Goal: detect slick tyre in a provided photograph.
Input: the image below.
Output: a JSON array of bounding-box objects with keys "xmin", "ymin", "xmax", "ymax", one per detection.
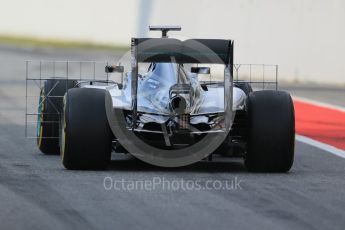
[
  {"xmin": 61, "ymin": 88, "xmax": 112, "ymax": 170},
  {"xmin": 245, "ymin": 90, "xmax": 295, "ymax": 172},
  {"xmin": 37, "ymin": 79, "xmax": 76, "ymax": 154}
]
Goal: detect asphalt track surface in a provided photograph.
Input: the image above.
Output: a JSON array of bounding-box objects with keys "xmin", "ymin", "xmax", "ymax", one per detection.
[{"xmin": 1, "ymin": 44, "xmax": 345, "ymax": 230}]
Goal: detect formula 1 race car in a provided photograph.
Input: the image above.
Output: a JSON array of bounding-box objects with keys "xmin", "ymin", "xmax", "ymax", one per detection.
[{"xmin": 33, "ymin": 26, "xmax": 295, "ymax": 172}]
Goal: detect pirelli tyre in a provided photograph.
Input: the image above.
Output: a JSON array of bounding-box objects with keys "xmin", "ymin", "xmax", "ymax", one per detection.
[
  {"xmin": 245, "ymin": 90, "xmax": 295, "ymax": 172},
  {"xmin": 37, "ymin": 79, "xmax": 76, "ymax": 154},
  {"xmin": 60, "ymin": 88, "xmax": 112, "ymax": 170}
]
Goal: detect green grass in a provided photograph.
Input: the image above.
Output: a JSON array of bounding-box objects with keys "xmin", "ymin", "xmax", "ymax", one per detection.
[{"xmin": 0, "ymin": 35, "xmax": 129, "ymax": 52}]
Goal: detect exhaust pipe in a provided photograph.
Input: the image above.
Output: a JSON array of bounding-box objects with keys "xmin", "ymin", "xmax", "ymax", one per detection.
[{"xmin": 170, "ymin": 95, "xmax": 187, "ymax": 114}]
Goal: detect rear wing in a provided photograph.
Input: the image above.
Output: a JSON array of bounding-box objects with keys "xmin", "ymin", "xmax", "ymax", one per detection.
[{"xmin": 133, "ymin": 38, "xmax": 233, "ymax": 64}]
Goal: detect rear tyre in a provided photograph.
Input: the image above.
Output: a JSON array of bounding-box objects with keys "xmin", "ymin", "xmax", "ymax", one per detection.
[
  {"xmin": 245, "ymin": 90, "xmax": 295, "ymax": 172},
  {"xmin": 61, "ymin": 88, "xmax": 112, "ymax": 170},
  {"xmin": 37, "ymin": 79, "xmax": 76, "ymax": 154}
]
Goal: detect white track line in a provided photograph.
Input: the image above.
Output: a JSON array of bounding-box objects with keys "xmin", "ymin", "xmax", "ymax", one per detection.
[
  {"xmin": 293, "ymin": 96, "xmax": 345, "ymax": 113},
  {"xmin": 296, "ymin": 135, "xmax": 345, "ymax": 159}
]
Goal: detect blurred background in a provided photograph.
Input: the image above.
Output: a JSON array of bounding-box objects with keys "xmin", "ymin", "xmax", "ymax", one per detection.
[{"xmin": 0, "ymin": 0, "xmax": 344, "ymax": 85}]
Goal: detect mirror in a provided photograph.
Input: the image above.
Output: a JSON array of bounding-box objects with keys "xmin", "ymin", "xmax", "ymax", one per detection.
[
  {"xmin": 105, "ymin": 65, "xmax": 124, "ymax": 73},
  {"xmin": 191, "ymin": 67, "xmax": 210, "ymax": 74}
]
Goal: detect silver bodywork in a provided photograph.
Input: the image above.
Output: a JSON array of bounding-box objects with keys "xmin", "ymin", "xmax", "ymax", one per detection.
[{"xmin": 91, "ymin": 63, "xmax": 246, "ymax": 126}]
